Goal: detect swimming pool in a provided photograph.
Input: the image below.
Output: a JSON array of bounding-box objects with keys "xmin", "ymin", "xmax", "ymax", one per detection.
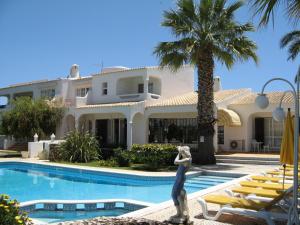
[{"xmin": 0, "ymin": 162, "xmax": 233, "ymax": 204}]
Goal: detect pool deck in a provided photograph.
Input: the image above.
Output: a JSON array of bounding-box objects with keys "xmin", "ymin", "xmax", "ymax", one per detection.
[{"xmin": 0, "ymin": 158, "xmax": 283, "ymax": 225}]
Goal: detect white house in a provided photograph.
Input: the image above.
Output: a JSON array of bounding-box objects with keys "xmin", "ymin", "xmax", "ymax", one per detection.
[{"xmin": 0, "ymin": 64, "xmax": 293, "ymax": 153}]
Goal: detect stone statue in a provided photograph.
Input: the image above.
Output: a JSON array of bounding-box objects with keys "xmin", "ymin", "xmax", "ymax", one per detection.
[{"xmin": 169, "ymin": 146, "xmax": 192, "ymax": 224}]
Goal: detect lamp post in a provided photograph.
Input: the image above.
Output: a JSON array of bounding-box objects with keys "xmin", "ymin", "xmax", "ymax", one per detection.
[{"xmin": 256, "ymin": 77, "xmax": 299, "ymax": 225}]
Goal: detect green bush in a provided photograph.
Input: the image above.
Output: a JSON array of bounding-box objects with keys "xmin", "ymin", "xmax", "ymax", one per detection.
[
  {"xmin": 0, "ymin": 194, "xmax": 31, "ymax": 225},
  {"xmin": 113, "ymin": 148, "xmax": 131, "ymax": 167},
  {"xmin": 60, "ymin": 131, "xmax": 100, "ymax": 163},
  {"xmin": 130, "ymin": 144, "xmax": 177, "ymax": 170},
  {"xmin": 1, "ymin": 97, "xmax": 64, "ymax": 140},
  {"xmin": 49, "ymin": 144, "xmax": 62, "ymax": 162},
  {"xmin": 98, "ymin": 158, "xmax": 118, "ymax": 167}
]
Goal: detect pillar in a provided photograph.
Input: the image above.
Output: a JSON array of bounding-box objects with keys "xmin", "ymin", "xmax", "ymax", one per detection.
[
  {"xmin": 127, "ymin": 120, "xmax": 133, "ymax": 150},
  {"xmin": 144, "ymin": 77, "xmax": 149, "ymax": 99}
]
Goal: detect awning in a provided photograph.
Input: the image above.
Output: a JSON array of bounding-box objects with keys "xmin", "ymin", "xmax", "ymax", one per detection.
[{"xmin": 217, "ymin": 108, "xmax": 241, "ymax": 127}]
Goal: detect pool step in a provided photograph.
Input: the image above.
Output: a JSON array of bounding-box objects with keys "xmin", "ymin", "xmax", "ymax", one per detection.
[{"xmin": 215, "ymin": 155, "xmax": 280, "ymax": 165}]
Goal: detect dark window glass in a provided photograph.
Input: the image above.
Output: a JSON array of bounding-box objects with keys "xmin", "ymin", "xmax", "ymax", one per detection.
[
  {"xmin": 148, "ymin": 118, "xmax": 197, "ymax": 144},
  {"xmin": 138, "ymin": 84, "xmax": 144, "ymax": 93},
  {"xmin": 218, "ymin": 125, "xmax": 224, "ymax": 144}
]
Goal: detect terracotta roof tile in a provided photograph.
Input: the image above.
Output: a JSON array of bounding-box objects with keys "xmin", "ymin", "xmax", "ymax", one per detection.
[
  {"xmin": 229, "ymin": 92, "xmax": 294, "ymax": 105},
  {"xmin": 146, "ymin": 89, "xmax": 250, "ymax": 108},
  {"xmin": 77, "ymin": 102, "xmax": 138, "ymax": 109}
]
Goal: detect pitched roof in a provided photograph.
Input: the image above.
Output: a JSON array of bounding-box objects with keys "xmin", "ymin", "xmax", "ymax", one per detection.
[
  {"xmin": 229, "ymin": 91, "xmax": 294, "ymax": 105},
  {"xmin": 77, "ymin": 101, "xmax": 138, "ymax": 109},
  {"xmin": 146, "ymin": 89, "xmax": 250, "ymax": 108}
]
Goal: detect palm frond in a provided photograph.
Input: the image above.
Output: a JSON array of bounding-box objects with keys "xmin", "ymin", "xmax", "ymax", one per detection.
[
  {"xmin": 251, "ymin": 0, "xmax": 280, "ymax": 26},
  {"xmin": 280, "ymin": 30, "xmax": 300, "ymax": 60},
  {"xmin": 287, "ymin": 39, "xmax": 300, "ymax": 60},
  {"xmin": 280, "ymin": 30, "xmax": 300, "ymax": 48}
]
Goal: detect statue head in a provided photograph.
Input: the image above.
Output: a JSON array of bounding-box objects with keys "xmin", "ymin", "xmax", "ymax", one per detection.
[{"xmin": 177, "ymin": 146, "xmax": 191, "ymax": 159}]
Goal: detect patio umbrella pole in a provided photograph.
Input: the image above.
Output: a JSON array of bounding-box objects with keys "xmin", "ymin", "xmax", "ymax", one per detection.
[
  {"xmin": 257, "ymin": 76, "xmax": 300, "ymax": 225},
  {"xmin": 290, "ymin": 71, "xmax": 300, "ymax": 225}
]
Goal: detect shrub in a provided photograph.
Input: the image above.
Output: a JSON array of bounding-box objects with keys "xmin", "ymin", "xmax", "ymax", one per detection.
[
  {"xmin": 1, "ymin": 97, "xmax": 64, "ymax": 140},
  {"xmin": 60, "ymin": 131, "xmax": 100, "ymax": 163},
  {"xmin": 0, "ymin": 194, "xmax": 31, "ymax": 225},
  {"xmin": 49, "ymin": 144, "xmax": 62, "ymax": 162},
  {"xmin": 113, "ymin": 148, "xmax": 131, "ymax": 167},
  {"xmin": 130, "ymin": 144, "xmax": 177, "ymax": 170},
  {"xmin": 98, "ymin": 158, "xmax": 118, "ymax": 167}
]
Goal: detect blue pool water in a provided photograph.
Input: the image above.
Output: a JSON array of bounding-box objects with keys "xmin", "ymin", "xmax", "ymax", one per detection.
[{"xmin": 0, "ymin": 162, "xmax": 233, "ymax": 204}]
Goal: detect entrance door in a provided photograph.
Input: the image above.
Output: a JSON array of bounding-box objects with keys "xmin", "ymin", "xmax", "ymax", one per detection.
[{"xmin": 96, "ymin": 120, "xmax": 108, "ymax": 147}]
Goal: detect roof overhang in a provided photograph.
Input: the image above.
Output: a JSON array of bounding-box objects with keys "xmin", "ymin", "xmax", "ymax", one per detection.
[{"xmin": 217, "ymin": 108, "xmax": 241, "ymax": 127}]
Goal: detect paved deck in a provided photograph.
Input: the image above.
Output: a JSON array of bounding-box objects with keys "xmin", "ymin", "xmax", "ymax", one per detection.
[
  {"xmin": 137, "ymin": 164, "xmax": 284, "ymax": 225},
  {"xmin": 0, "ymin": 158, "xmax": 285, "ymax": 225}
]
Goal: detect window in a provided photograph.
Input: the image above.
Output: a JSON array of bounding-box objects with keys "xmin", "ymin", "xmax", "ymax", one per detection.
[
  {"xmin": 138, "ymin": 84, "xmax": 144, "ymax": 93},
  {"xmin": 148, "ymin": 83, "xmax": 154, "ymax": 93},
  {"xmin": 76, "ymin": 87, "xmax": 90, "ymax": 97},
  {"xmin": 41, "ymin": 89, "xmax": 55, "ymax": 99},
  {"xmin": 263, "ymin": 117, "xmax": 284, "ymax": 151},
  {"xmin": 148, "ymin": 118, "xmax": 197, "ymax": 144},
  {"xmin": 217, "ymin": 126, "xmax": 224, "ymax": 145},
  {"xmin": 102, "ymin": 82, "xmax": 108, "ymax": 95}
]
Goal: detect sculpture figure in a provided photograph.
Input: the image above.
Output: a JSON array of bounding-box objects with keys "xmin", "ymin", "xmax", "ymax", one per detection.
[{"xmin": 169, "ymin": 146, "xmax": 192, "ymax": 224}]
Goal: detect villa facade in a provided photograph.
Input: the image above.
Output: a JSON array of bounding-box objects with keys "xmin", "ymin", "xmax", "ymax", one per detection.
[{"xmin": 0, "ymin": 64, "xmax": 293, "ymax": 152}]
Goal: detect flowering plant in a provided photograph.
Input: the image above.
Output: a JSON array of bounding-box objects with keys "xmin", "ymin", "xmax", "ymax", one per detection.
[{"xmin": 0, "ymin": 194, "xmax": 31, "ymax": 225}]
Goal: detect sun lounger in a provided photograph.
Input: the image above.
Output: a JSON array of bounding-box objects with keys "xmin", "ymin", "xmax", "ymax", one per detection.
[
  {"xmin": 229, "ymin": 187, "xmax": 282, "ymax": 198},
  {"xmin": 266, "ymin": 171, "xmax": 299, "ymax": 177},
  {"xmin": 198, "ymin": 194, "xmax": 287, "ymax": 225},
  {"xmin": 239, "ymin": 181, "xmax": 292, "ymax": 191},
  {"xmin": 251, "ymin": 175, "xmax": 293, "ymax": 183}
]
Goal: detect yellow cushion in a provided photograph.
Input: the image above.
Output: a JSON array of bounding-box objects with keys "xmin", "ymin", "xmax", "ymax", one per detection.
[
  {"xmin": 203, "ymin": 194, "xmax": 269, "ymax": 210},
  {"xmin": 267, "ymin": 170, "xmax": 299, "ymax": 177},
  {"xmin": 251, "ymin": 175, "xmax": 281, "ymax": 183},
  {"xmin": 240, "ymin": 181, "xmax": 292, "ymax": 190},
  {"xmin": 231, "ymin": 187, "xmax": 282, "ymax": 198}
]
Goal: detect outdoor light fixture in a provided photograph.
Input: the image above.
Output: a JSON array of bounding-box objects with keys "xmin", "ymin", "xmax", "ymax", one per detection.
[
  {"xmin": 272, "ymin": 107, "xmax": 285, "ymax": 122},
  {"xmin": 255, "ymin": 93, "xmax": 269, "ymax": 109},
  {"xmin": 255, "ymin": 75, "xmax": 299, "ymax": 225},
  {"xmin": 271, "ymin": 90, "xmax": 294, "ymax": 122}
]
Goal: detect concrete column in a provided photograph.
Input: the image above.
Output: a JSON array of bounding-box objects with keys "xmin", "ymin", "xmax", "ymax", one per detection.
[
  {"xmin": 127, "ymin": 120, "xmax": 133, "ymax": 150},
  {"xmin": 75, "ymin": 115, "xmax": 80, "ymax": 131},
  {"xmin": 144, "ymin": 77, "xmax": 149, "ymax": 99}
]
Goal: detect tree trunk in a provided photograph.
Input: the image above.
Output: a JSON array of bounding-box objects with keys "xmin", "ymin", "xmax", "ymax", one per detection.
[{"xmin": 194, "ymin": 49, "xmax": 216, "ymax": 165}]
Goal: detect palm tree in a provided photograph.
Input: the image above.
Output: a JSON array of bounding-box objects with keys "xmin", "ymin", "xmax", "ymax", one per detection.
[
  {"xmin": 281, "ymin": 30, "xmax": 300, "ymax": 60},
  {"xmin": 251, "ymin": 0, "xmax": 300, "ymax": 26},
  {"xmin": 154, "ymin": 0, "xmax": 258, "ymax": 164}
]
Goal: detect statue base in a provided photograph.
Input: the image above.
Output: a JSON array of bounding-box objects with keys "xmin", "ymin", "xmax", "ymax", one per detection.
[
  {"xmin": 167, "ymin": 216, "xmax": 193, "ymax": 225},
  {"xmin": 165, "ymin": 219, "xmax": 194, "ymax": 225}
]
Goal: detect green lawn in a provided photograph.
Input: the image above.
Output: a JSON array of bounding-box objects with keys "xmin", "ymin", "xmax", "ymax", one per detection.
[{"xmin": 53, "ymin": 160, "xmax": 177, "ymax": 172}]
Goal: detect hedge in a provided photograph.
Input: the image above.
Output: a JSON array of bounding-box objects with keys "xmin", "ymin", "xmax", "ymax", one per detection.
[{"xmin": 130, "ymin": 144, "xmax": 177, "ymax": 169}]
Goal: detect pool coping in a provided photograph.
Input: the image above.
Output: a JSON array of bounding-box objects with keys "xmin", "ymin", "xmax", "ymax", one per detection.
[{"xmin": 0, "ymin": 158, "xmax": 201, "ymax": 178}]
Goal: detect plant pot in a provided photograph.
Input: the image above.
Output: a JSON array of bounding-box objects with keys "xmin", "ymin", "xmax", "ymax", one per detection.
[{"xmin": 21, "ymin": 151, "xmax": 28, "ymax": 158}]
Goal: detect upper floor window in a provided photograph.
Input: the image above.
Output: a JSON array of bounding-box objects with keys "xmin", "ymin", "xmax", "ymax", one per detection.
[
  {"xmin": 76, "ymin": 87, "xmax": 90, "ymax": 97},
  {"xmin": 138, "ymin": 83, "xmax": 154, "ymax": 93},
  {"xmin": 41, "ymin": 89, "xmax": 55, "ymax": 99},
  {"xmin": 102, "ymin": 82, "xmax": 108, "ymax": 95},
  {"xmin": 138, "ymin": 84, "xmax": 144, "ymax": 93},
  {"xmin": 148, "ymin": 83, "xmax": 153, "ymax": 93}
]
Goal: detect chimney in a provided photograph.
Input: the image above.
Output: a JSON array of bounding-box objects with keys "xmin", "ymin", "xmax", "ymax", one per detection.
[
  {"xmin": 213, "ymin": 76, "xmax": 222, "ymax": 92},
  {"xmin": 69, "ymin": 64, "xmax": 80, "ymax": 79}
]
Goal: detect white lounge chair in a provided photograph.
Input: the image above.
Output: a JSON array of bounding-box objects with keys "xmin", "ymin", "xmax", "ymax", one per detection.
[{"xmin": 197, "ymin": 194, "xmax": 288, "ymax": 225}]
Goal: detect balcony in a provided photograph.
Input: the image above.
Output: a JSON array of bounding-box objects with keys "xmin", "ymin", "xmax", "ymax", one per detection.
[
  {"xmin": 75, "ymin": 90, "xmax": 93, "ymax": 107},
  {"xmin": 116, "ymin": 76, "xmax": 161, "ymax": 101}
]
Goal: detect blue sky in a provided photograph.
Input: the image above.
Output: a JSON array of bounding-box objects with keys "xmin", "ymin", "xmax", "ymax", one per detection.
[{"xmin": 0, "ymin": 0, "xmax": 298, "ymax": 92}]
